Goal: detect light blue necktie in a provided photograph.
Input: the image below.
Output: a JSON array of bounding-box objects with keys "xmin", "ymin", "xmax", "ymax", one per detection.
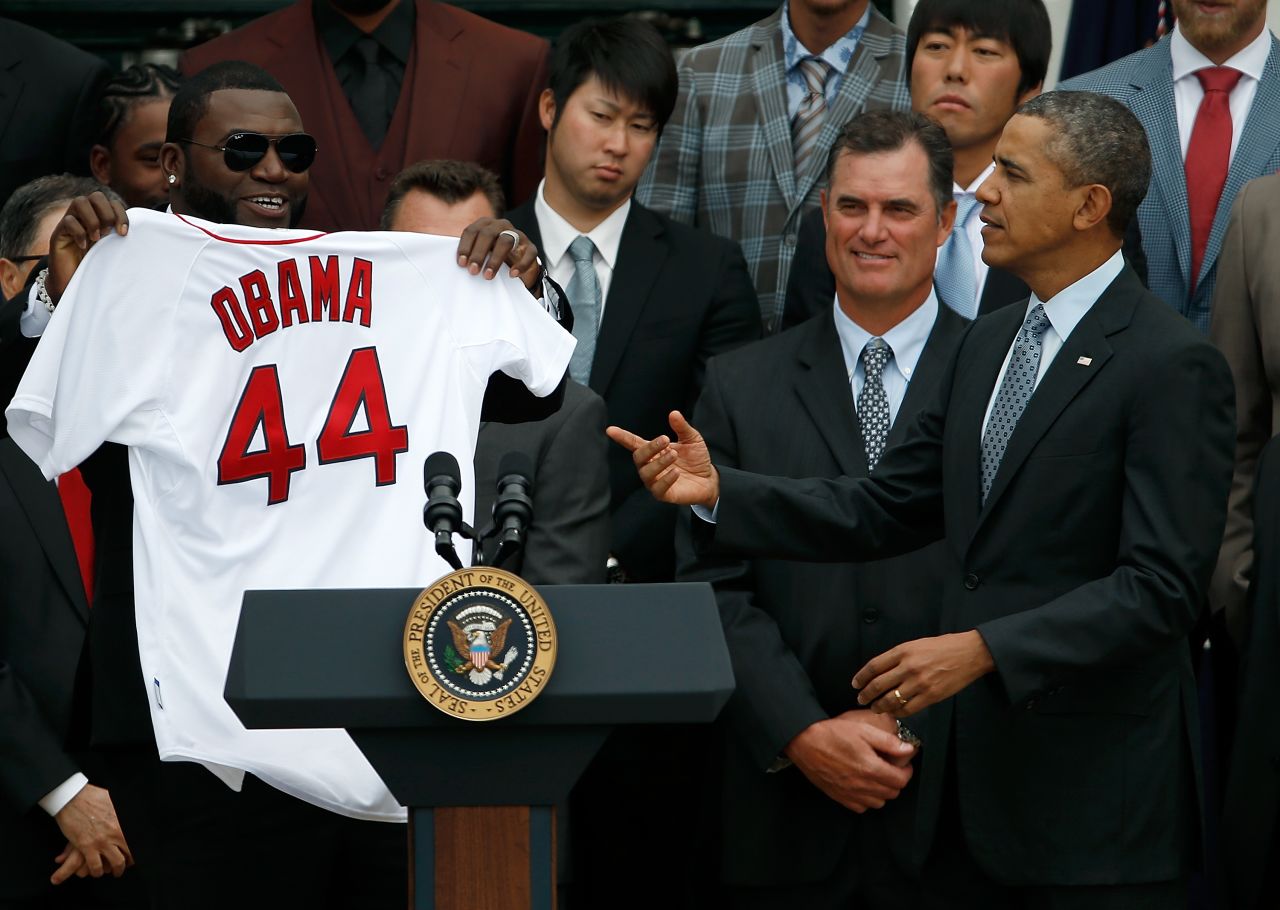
[
  {"xmin": 565, "ymin": 235, "xmax": 601, "ymax": 385},
  {"xmin": 935, "ymin": 194, "xmax": 980, "ymax": 319},
  {"xmin": 980, "ymin": 303, "xmax": 1052, "ymax": 502}
]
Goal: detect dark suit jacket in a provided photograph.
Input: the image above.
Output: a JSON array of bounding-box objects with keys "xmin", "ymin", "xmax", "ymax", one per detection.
[
  {"xmin": 180, "ymin": 0, "xmax": 549, "ymax": 231},
  {"xmin": 703, "ymin": 266, "xmax": 1235, "ymax": 885},
  {"xmin": 1221, "ymin": 434, "xmax": 1280, "ymax": 910},
  {"xmin": 0, "ymin": 19, "xmax": 107, "ymax": 207},
  {"xmin": 508, "ymin": 197, "xmax": 760, "ymax": 581},
  {"xmin": 0, "ymin": 440, "xmax": 91, "ymax": 894},
  {"xmin": 781, "ymin": 206, "xmax": 1148, "ymax": 331},
  {"xmin": 678, "ymin": 303, "xmax": 967, "ymax": 887},
  {"xmin": 473, "ymin": 380, "xmax": 610, "ymax": 585}
]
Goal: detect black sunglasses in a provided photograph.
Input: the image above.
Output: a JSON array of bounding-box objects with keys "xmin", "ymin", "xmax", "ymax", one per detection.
[{"xmin": 180, "ymin": 132, "xmax": 318, "ymax": 173}]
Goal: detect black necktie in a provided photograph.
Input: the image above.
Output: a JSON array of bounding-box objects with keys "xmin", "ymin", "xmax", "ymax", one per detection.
[{"xmin": 349, "ymin": 36, "xmax": 390, "ymax": 148}]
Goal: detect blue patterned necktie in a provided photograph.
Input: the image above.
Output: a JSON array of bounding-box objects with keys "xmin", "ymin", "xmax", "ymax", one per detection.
[
  {"xmin": 857, "ymin": 337, "xmax": 893, "ymax": 470},
  {"xmin": 980, "ymin": 303, "xmax": 1052, "ymax": 502},
  {"xmin": 935, "ymin": 194, "xmax": 980, "ymax": 319},
  {"xmin": 565, "ymin": 235, "xmax": 601, "ymax": 384}
]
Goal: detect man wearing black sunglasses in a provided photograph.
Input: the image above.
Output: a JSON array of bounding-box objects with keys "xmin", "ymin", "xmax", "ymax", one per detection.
[{"xmin": 21, "ymin": 60, "xmax": 572, "ymax": 909}]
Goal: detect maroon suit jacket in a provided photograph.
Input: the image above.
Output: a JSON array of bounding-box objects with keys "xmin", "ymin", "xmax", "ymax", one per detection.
[{"xmin": 181, "ymin": 0, "xmax": 548, "ymax": 231}]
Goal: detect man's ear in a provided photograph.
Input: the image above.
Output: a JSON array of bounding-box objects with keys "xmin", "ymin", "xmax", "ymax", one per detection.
[
  {"xmin": 159, "ymin": 142, "xmax": 184, "ymax": 188},
  {"xmin": 538, "ymin": 89, "xmax": 557, "ymax": 134},
  {"xmin": 0, "ymin": 258, "xmax": 22, "ymax": 301},
  {"xmin": 89, "ymin": 144, "xmax": 112, "ymax": 186},
  {"xmin": 1073, "ymin": 183, "xmax": 1113, "ymax": 233}
]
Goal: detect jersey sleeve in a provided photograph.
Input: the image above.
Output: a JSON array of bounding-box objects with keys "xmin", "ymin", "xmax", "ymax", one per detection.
[
  {"xmin": 5, "ymin": 219, "xmax": 183, "ymax": 479},
  {"xmin": 446, "ymin": 270, "xmax": 576, "ymax": 398}
]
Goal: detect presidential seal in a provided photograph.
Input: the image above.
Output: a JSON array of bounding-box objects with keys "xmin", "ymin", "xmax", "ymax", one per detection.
[{"xmin": 403, "ymin": 567, "xmax": 556, "ymax": 721}]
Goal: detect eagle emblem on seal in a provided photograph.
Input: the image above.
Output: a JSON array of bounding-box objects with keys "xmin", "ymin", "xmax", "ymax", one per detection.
[{"xmin": 447, "ymin": 616, "xmax": 515, "ymax": 681}]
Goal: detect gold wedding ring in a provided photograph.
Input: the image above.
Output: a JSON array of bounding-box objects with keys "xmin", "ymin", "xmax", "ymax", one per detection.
[{"xmin": 894, "ymin": 688, "xmax": 909, "ymax": 707}]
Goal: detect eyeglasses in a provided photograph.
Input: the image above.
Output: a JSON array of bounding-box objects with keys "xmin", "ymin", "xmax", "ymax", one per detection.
[
  {"xmin": 9, "ymin": 254, "xmax": 45, "ymax": 263},
  {"xmin": 179, "ymin": 132, "xmax": 318, "ymax": 173}
]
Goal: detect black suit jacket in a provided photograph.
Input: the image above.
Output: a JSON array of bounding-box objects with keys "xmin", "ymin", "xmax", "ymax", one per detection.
[
  {"xmin": 678, "ymin": 303, "xmax": 967, "ymax": 887},
  {"xmin": 703, "ymin": 266, "xmax": 1235, "ymax": 885},
  {"xmin": 0, "ymin": 19, "xmax": 107, "ymax": 207},
  {"xmin": 473, "ymin": 380, "xmax": 611, "ymax": 585},
  {"xmin": 1221, "ymin": 434, "xmax": 1280, "ymax": 910},
  {"xmin": 781, "ymin": 206, "xmax": 1149, "ymax": 331},
  {"xmin": 0, "ymin": 440, "xmax": 91, "ymax": 893},
  {"xmin": 508, "ymin": 197, "xmax": 760, "ymax": 581}
]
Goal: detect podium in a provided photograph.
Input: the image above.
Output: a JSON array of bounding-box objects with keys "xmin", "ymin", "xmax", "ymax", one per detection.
[{"xmin": 225, "ymin": 582, "xmax": 733, "ymax": 910}]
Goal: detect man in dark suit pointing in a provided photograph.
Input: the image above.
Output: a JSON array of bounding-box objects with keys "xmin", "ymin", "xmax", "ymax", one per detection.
[{"xmin": 611, "ymin": 91, "xmax": 1235, "ymax": 907}]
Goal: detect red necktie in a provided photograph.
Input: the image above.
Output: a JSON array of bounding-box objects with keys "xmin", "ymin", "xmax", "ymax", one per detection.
[
  {"xmin": 1185, "ymin": 66, "xmax": 1243, "ymax": 291},
  {"xmin": 57, "ymin": 468, "xmax": 94, "ymax": 601}
]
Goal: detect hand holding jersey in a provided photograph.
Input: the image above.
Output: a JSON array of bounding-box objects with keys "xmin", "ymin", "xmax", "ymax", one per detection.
[{"xmin": 7, "ymin": 208, "xmax": 575, "ymax": 819}]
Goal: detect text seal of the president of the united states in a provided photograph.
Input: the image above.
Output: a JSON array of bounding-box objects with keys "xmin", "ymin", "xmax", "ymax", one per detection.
[{"xmin": 403, "ymin": 567, "xmax": 556, "ymax": 721}]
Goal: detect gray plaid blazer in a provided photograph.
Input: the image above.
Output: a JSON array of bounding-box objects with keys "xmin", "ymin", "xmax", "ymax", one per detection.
[
  {"xmin": 1060, "ymin": 34, "xmax": 1280, "ymax": 333},
  {"xmin": 637, "ymin": 7, "xmax": 909, "ymax": 332}
]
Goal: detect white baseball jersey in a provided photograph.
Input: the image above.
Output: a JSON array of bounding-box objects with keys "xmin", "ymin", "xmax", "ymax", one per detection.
[{"xmin": 6, "ymin": 208, "xmax": 574, "ymax": 821}]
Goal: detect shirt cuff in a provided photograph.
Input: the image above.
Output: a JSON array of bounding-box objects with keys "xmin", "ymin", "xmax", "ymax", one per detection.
[
  {"xmin": 20, "ymin": 283, "xmax": 51, "ymax": 338},
  {"xmin": 691, "ymin": 500, "xmax": 719, "ymax": 524},
  {"xmin": 39, "ymin": 772, "xmax": 88, "ymax": 817}
]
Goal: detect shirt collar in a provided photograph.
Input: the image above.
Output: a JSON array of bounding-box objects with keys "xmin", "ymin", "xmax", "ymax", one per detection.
[
  {"xmin": 955, "ymin": 160, "xmax": 996, "ymax": 197},
  {"xmin": 1170, "ymin": 23, "xmax": 1270, "ymax": 84},
  {"xmin": 534, "ymin": 179, "xmax": 631, "ymax": 272},
  {"xmin": 833, "ymin": 288, "xmax": 940, "ymax": 382},
  {"xmin": 781, "ymin": 0, "xmax": 871, "ymax": 76},
  {"xmin": 1029, "ymin": 248, "xmax": 1125, "ymax": 343},
  {"xmin": 315, "ymin": 0, "xmax": 414, "ymax": 67}
]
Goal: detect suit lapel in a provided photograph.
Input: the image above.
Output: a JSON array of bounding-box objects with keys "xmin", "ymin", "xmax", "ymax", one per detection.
[
  {"xmin": 886, "ymin": 306, "xmax": 966, "ymax": 450},
  {"xmin": 590, "ymin": 203, "xmax": 666, "ymax": 396},
  {"xmin": 402, "ymin": 0, "xmax": 469, "ymax": 167},
  {"xmin": 794, "ymin": 312, "xmax": 868, "ymax": 477},
  {"xmin": 0, "ymin": 444, "xmax": 88, "ymax": 621},
  {"xmin": 1128, "ymin": 40, "xmax": 1193, "ymax": 288},
  {"xmin": 506, "ymin": 196, "xmax": 543, "ymax": 250},
  {"xmin": 1201, "ymin": 36, "xmax": 1280, "ymax": 291},
  {"xmin": 973, "ymin": 273, "xmax": 1139, "ymax": 534},
  {"xmin": 750, "ymin": 12, "xmax": 800, "ymax": 210}
]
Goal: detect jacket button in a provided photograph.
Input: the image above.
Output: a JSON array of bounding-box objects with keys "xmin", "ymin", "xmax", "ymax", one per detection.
[
  {"xmin": 862, "ymin": 608, "xmax": 879, "ymax": 624},
  {"xmin": 963, "ymin": 573, "xmax": 979, "ymax": 590}
]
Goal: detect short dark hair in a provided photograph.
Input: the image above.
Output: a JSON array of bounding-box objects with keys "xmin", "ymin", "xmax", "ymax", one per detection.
[
  {"xmin": 0, "ymin": 174, "xmax": 116, "ymax": 260},
  {"xmin": 380, "ymin": 160, "xmax": 506, "ymax": 229},
  {"xmin": 907, "ymin": 0, "xmax": 1052, "ymax": 97},
  {"xmin": 95, "ymin": 63, "xmax": 184, "ymax": 148},
  {"xmin": 166, "ymin": 61, "xmax": 287, "ymax": 143},
  {"xmin": 548, "ymin": 17, "xmax": 677, "ymax": 132},
  {"xmin": 825, "ymin": 110, "xmax": 955, "ymax": 216},
  {"xmin": 1018, "ymin": 92, "xmax": 1151, "ymax": 236}
]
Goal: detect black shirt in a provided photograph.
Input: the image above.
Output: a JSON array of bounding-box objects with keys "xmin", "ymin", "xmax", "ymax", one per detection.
[{"xmin": 313, "ymin": 0, "xmax": 414, "ymax": 148}]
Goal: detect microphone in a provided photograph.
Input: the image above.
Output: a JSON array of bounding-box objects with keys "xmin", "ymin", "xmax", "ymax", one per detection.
[
  {"xmin": 491, "ymin": 451, "xmax": 535, "ymax": 569},
  {"xmin": 423, "ymin": 451, "xmax": 464, "ymax": 571}
]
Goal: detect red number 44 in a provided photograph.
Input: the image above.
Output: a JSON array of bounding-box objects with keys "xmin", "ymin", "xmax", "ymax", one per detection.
[{"xmin": 217, "ymin": 347, "xmax": 409, "ymax": 505}]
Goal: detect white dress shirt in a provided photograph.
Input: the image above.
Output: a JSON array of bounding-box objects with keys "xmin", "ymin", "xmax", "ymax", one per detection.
[
  {"xmin": 1170, "ymin": 24, "xmax": 1271, "ymax": 162},
  {"xmin": 534, "ymin": 180, "xmax": 629, "ymax": 313},
  {"xmin": 981, "ymin": 250, "xmax": 1125, "ymax": 437},
  {"xmin": 835, "ymin": 289, "xmax": 939, "ymax": 427},
  {"xmin": 955, "ymin": 162, "xmax": 996, "ymax": 304}
]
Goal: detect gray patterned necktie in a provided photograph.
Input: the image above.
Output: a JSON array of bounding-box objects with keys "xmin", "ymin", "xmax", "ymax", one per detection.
[
  {"xmin": 935, "ymin": 194, "xmax": 980, "ymax": 319},
  {"xmin": 792, "ymin": 57, "xmax": 832, "ymax": 180},
  {"xmin": 980, "ymin": 303, "xmax": 1052, "ymax": 502},
  {"xmin": 858, "ymin": 337, "xmax": 893, "ymax": 470},
  {"xmin": 565, "ymin": 235, "xmax": 601, "ymax": 384}
]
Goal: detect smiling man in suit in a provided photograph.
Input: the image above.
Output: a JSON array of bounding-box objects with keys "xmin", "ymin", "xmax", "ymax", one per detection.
[
  {"xmin": 180, "ymin": 0, "xmax": 550, "ymax": 231},
  {"xmin": 679, "ymin": 109, "xmax": 964, "ymax": 908},
  {"xmin": 783, "ymin": 0, "xmax": 1049, "ymax": 329},
  {"xmin": 612, "ymin": 91, "xmax": 1235, "ymax": 908}
]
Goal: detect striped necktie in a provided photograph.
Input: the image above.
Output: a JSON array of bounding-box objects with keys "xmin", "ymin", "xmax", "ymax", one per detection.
[
  {"xmin": 792, "ymin": 57, "xmax": 832, "ymax": 179},
  {"xmin": 565, "ymin": 235, "xmax": 601, "ymax": 384}
]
